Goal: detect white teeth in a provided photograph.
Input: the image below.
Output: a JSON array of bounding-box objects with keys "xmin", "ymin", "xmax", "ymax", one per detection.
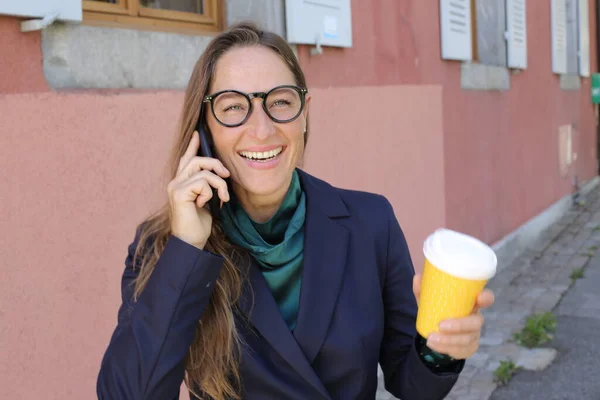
[{"xmin": 240, "ymin": 147, "xmax": 283, "ymax": 161}]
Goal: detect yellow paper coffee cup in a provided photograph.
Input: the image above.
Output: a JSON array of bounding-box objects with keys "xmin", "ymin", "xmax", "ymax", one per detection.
[{"xmin": 416, "ymin": 229, "xmax": 497, "ymax": 338}]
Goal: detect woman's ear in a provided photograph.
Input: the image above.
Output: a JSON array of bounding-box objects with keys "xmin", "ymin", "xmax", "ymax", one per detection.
[
  {"xmin": 304, "ymin": 94, "xmax": 311, "ymax": 117},
  {"xmin": 302, "ymin": 95, "xmax": 311, "ymax": 133}
]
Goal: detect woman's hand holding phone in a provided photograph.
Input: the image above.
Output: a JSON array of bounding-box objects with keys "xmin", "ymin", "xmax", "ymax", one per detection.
[{"xmin": 168, "ymin": 131, "xmax": 230, "ymax": 249}]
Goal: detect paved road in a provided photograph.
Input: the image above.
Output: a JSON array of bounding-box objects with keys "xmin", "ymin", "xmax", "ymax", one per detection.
[{"xmin": 490, "ymin": 252, "xmax": 600, "ymax": 400}]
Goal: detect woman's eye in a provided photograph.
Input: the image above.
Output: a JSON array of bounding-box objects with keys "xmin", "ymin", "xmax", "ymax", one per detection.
[
  {"xmin": 271, "ymin": 99, "xmax": 292, "ymax": 107},
  {"xmin": 223, "ymin": 104, "xmax": 245, "ymax": 112}
]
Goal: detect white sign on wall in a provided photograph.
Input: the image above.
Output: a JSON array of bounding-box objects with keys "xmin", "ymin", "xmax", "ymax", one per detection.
[
  {"xmin": 0, "ymin": 0, "xmax": 82, "ymax": 23},
  {"xmin": 285, "ymin": 0, "xmax": 353, "ymax": 48}
]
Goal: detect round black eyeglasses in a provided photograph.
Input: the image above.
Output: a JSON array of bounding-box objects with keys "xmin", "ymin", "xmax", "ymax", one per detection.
[{"xmin": 203, "ymin": 85, "xmax": 308, "ymax": 127}]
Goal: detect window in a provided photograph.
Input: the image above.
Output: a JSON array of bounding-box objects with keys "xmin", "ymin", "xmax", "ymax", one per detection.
[
  {"xmin": 471, "ymin": 0, "xmax": 507, "ymax": 67},
  {"xmin": 551, "ymin": 0, "xmax": 590, "ymax": 76},
  {"xmin": 566, "ymin": 0, "xmax": 578, "ymax": 74},
  {"xmin": 439, "ymin": 0, "xmax": 527, "ymax": 69},
  {"xmin": 83, "ymin": 0, "xmax": 223, "ymax": 34}
]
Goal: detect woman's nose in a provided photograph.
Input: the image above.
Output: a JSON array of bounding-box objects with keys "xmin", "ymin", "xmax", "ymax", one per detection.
[{"xmin": 246, "ymin": 100, "xmax": 276, "ymax": 140}]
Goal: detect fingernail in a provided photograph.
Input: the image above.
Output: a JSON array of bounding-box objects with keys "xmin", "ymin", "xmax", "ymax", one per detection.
[
  {"xmin": 439, "ymin": 321, "xmax": 452, "ymax": 330},
  {"xmin": 428, "ymin": 334, "xmax": 441, "ymax": 343}
]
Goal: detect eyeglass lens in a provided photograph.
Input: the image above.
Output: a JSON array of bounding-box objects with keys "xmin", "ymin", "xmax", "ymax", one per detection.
[{"xmin": 212, "ymin": 87, "xmax": 302, "ymax": 126}]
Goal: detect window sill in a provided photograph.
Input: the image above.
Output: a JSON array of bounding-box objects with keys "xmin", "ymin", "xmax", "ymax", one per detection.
[
  {"xmin": 559, "ymin": 74, "xmax": 581, "ymax": 91},
  {"xmin": 461, "ymin": 62, "xmax": 510, "ymax": 91},
  {"xmin": 41, "ymin": 22, "xmax": 213, "ymax": 90}
]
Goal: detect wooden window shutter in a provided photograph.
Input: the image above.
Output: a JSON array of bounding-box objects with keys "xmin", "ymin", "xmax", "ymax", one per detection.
[
  {"xmin": 551, "ymin": 0, "xmax": 568, "ymax": 74},
  {"xmin": 506, "ymin": 0, "xmax": 527, "ymax": 69},
  {"xmin": 440, "ymin": 0, "xmax": 473, "ymax": 61}
]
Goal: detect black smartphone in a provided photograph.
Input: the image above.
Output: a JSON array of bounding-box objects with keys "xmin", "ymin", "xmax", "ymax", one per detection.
[{"xmin": 195, "ymin": 110, "xmax": 222, "ymax": 219}]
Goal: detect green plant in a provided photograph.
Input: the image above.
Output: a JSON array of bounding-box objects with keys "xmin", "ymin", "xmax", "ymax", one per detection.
[
  {"xmin": 494, "ymin": 360, "xmax": 519, "ymax": 386},
  {"xmin": 513, "ymin": 312, "xmax": 557, "ymax": 348},
  {"xmin": 589, "ymin": 245, "xmax": 598, "ymax": 251},
  {"xmin": 570, "ymin": 267, "xmax": 585, "ymax": 281},
  {"xmin": 594, "ymin": 226, "xmax": 600, "ymax": 232}
]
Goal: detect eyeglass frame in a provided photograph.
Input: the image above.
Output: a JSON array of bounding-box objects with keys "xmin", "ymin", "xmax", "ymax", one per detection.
[{"xmin": 203, "ymin": 84, "xmax": 308, "ymax": 128}]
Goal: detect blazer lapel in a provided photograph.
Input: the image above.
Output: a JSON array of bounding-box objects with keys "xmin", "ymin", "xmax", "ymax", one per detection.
[
  {"xmin": 238, "ymin": 261, "xmax": 331, "ymax": 399},
  {"xmin": 293, "ymin": 170, "xmax": 350, "ymax": 364}
]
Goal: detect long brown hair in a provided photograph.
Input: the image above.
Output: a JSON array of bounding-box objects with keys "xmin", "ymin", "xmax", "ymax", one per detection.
[{"xmin": 131, "ymin": 22, "xmax": 309, "ymax": 400}]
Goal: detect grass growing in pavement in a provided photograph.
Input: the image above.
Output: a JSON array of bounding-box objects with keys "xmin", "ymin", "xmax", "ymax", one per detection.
[
  {"xmin": 493, "ymin": 360, "xmax": 520, "ymax": 386},
  {"xmin": 570, "ymin": 267, "xmax": 585, "ymax": 281},
  {"xmin": 513, "ymin": 312, "xmax": 557, "ymax": 348}
]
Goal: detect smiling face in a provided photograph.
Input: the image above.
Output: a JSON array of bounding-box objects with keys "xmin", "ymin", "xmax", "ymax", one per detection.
[{"xmin": 206, "ymin": 45, "xmax": 310, "ymax": 208}]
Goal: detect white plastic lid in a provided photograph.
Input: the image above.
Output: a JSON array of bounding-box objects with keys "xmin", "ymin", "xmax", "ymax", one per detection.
[{"xmin": 423, "ymin": 228, "xmax": 497, "ymax": 280}]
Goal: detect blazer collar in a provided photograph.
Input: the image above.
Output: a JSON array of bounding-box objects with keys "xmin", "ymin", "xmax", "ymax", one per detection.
[
  {"xmin": 296, "ymin": 168, "xmax": 350, "ymax": 219},
  {"xmin": 293, "ymin": 168, "xmax": 350, "ymax": 363},
  {"xmin": 237, "ymin": 169, "xmax": 351, "ymax": 399}
]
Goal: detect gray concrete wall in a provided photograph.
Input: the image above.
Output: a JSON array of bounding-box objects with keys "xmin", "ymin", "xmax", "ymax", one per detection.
[{"xmin": 42, "ymin": 0, "xmax": 287, "ymax": 90}]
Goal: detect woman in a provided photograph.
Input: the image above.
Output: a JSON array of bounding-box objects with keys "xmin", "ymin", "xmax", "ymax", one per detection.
[{"xmin": 97, "ymin": 22, "xmax": 494, "ymax": 400}]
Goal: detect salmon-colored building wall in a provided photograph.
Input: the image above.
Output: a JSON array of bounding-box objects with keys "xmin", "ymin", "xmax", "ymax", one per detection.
[
  {"xmin": 0, "ymin": 91, "xmax": 180, "ymax": 400},
  {"xmin": 299, "ymin": 0, "xmax": 599, "ymax": 245},
  {"xmin": 0, "ymin": 16, "xmax": 47, "ymax": 93},
  {"xmin": 441, "ymin": 1, "xmax": 599, "ymax": 244},
  {"xmin": 303, "ymin": 84, "xmax": 446, "ymax": 267}
]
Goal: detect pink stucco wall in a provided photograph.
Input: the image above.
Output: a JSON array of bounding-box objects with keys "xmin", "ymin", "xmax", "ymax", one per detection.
[
  {"xmin": 0, "ymin": 83, "xmax": 441, "ymax": 398},
  {"xmin": 0, "ymin": 91, "xmax": 180, "ymax": 399},
  {"xmin": 304, "ymin": 85, "xmax": 445, "ymax": 267},
  {"xmin": 298, "ymin": 0, "xmax": 599, "ymax": 245},
  {"xmin": 0, "ymin": 16, "xmax": 47, "ymax": 93}
]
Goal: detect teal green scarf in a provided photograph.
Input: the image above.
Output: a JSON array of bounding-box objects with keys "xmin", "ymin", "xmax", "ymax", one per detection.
[{"xmin": 220, "ymin": 170, "xmax": 305, "ymax": 330}]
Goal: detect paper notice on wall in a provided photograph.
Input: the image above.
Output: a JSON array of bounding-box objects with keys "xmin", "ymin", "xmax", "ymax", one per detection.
[
  {"xmin": 323, "ymin": 15, "xmax": 338, "ymax": 39},
  {"xmin": 558, "ymin": 124, "xmax": 573, "ymax": 177}
]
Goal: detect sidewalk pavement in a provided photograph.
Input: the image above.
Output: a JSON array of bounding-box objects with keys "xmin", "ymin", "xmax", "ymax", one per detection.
[
  {"xmin": 490, "ymin": 250, "xmax": 600, "ymax": 399},
  {"xmin": 376, "ymin": 184, "xmax": 600, "ymax": 400}
]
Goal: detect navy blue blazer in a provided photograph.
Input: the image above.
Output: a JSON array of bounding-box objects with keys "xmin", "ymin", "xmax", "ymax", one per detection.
[{"xmin": 97, "ymin": 169, "xmax": 462, "ymax": 399}]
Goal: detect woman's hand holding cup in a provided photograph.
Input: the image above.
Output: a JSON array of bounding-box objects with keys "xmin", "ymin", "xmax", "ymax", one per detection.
[
  {"xmin": 413, "ymin": 228, "xmax": 498, "ymax": 361},
  {"xmin": 413, "ymin": 274, "xmax": 495, "ymax": 360}
]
